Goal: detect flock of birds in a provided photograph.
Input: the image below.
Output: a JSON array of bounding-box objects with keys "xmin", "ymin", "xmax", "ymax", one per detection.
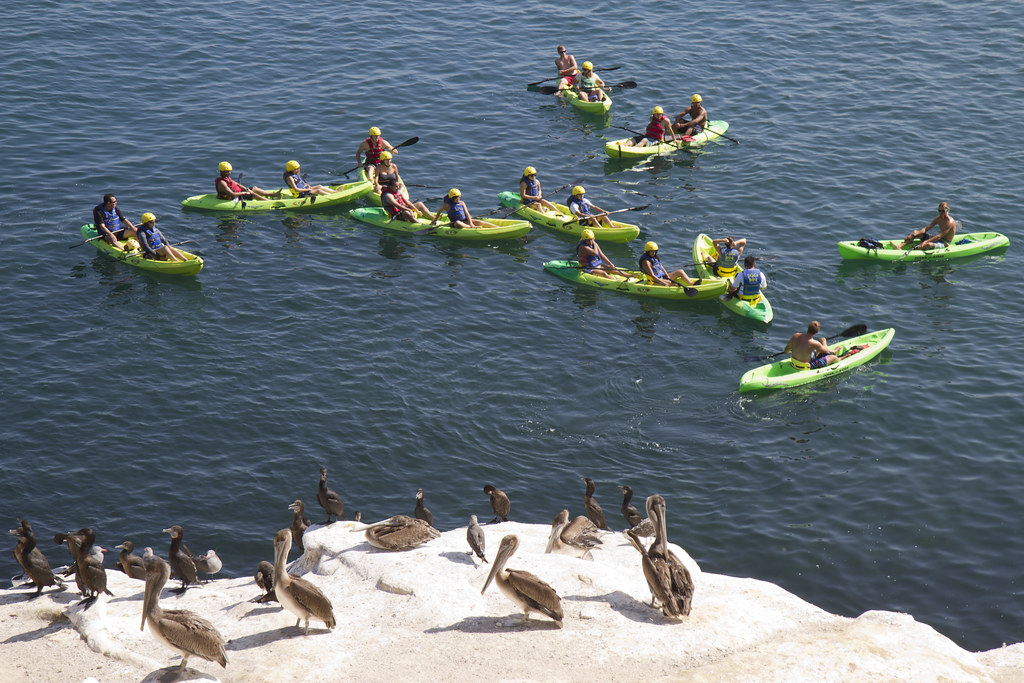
[{"xmin": 9, "ymin": 467, "xmax": 694, "ymax": 674}]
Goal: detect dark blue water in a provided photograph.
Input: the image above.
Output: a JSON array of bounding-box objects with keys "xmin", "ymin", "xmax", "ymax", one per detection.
[{"xmin": 3, "ymin": 0, "xmax": 1023, "ymax": 653}]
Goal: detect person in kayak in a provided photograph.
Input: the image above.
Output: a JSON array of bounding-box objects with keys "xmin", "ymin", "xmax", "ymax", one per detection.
[
  {"xmin": 727, "ymin": 255, "xmax": 767, "ymax": 304},
  {"xmin": 372, "ymin": 151, "xmax": 409, "ymax": 200},
  {"xmin": 632, "ymin": 107, "xmax": 678, "ymax": 147},
  {"xmin": 555, "ymin": 45, "xmax": 578, "ymax": 90},
  {"xmin": 356, "ymin": 127, "xmax": 396, "ymax": 186},
  {"xmin": 639, "ymin": 242, "xmax": 701, "ymax": 286},
  {"xmin": 519, "ymin": 167, "xmax": 559, "ymax": 214},
  {"xmin": 93, "ymin": 194, "xmax": 137, "ymax": 248},
  {"xmin": 673, "ymin": 94, "xmax": 707, "ymax": 137},
  {"xmin": 215, "ymin": 162, "xmax": 281, "ymax": 201},
  {"xmin": 381, "ymin": 179, "xmax": 431, "ymax": 223},
  {"xmin": 282, "ymin": 160, "xmax": 337, "ymax": 197},
  {"xmin": 431, "ymin": 189, "xmax": 497, "ymax": 230},
  {"xmin": 136, "ymin": 213, "xmax": 185, "ymax": 262},
  {"xmin": 577, "ymin": 229, "xmax": 626, "ymax": 277},
  {"xmin": 706, "ymin": 236, "xmax": 746, "ymax": 277},
  {"xmin": 897, "ymin": 201, "xmax": 957, "ymax": 250},
  {"xmin": 784, "ymin": 320, "xmax": 838, "ymax": 370},
  {"xmin": 572, "ymin": 62, "xmax": 605, "ymax": 102},
  {"xmin": 568, "ymin": 186, "xmax": 614, "ymax": 229}
]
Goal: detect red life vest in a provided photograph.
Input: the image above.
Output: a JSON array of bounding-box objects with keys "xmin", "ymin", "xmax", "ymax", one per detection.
[
  {"xmin": 364, "ymin": 136, "xmax": 384, "ymax": 165},
  {"xmin": 646, "ymin": 116, "xmax": 668, "ymax": 141},
  {"xmin": 382, "ymin": 188, "xmax": 408, "ymax": 216},
  {"xmin": 216, "ymin": 175, "xmax": 245, "ymax": 197}
]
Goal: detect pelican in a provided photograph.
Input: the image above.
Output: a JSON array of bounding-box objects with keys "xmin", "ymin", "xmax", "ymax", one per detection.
[
  {"xmin": 317, "ymin": 467, "xmax": 345, "ymax": 523},
  {"xmin": 253, "ymin": 560, "xmax": 276, "ymax": 603},
  {"xmin": 272, "ymin": 529, "xmax": 336, "ymax": 634},
  {"xmin": 194, "ymin": 550, "xmax": 222, "ymax": 581},
  {"xmin": 618, "ymin": 485, "xmax": 654, "ymax": 537},
  {"xmin": 582, "ymin": 478, "xmax": 609, "ymax": 530},
  {"xmin": 624, "ymin": 495, "xmax": 694, "ymax": 618},
  {"xmin": 363, "ymin": 515, "xmax": 440, "ymax": 551},
  {"xmin": 115, "ymin": 540, "xmax": 147, "ymax": 580},
  {"xmin": 481, "ymin": 535, "xmax": 562, "ymax": 627},
  {"xmin": 10, "ymin": 520, "xmax": 61, "ymax": 595},
  {"xmin": 162, "ymin": 525, "xmax": 198, "ymax": 593},
  {"xmin": 288, "ymin": 499, "xmax": 312, "ymax": 552},
  {"xmin": 414, "ymin": 488, "xmax": 434, "ymax": 526},
  {"xmin": 483, "ymin": 484, "xmax": 510, "ymax": 523},
  {"xmin": 545, "ymin": 509, "xmax": 601, "ymax": 560},
  {"xmin": 466, "ymin": 515, "xmax": 487, "ymax": 564},
  {"xmin": 141, "ymin": 548, "xmax": 228, "ymax": 672}
]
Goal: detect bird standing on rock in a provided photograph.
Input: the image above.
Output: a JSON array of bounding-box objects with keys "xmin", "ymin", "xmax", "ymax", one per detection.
[
  {"xmin": 163, "ymin": 525, "xmax": 198, "ymax": 593},
  {"xmin": 624, "ymin": 494, "xmax": 694, "ymax": 618},
  {"xmin": 194, "ymin": 550, "xmax": 222, "ymax": 581},
  {"xmin": 317, "ymin": 467, "xmax": 345, "ymax": 523},
  {"xmin": 483, "ymin": 484, "xmax": 510, "ymax": 523},
  {"xmin": 115, "ymin": 541, "xmax": 147, "ymax": 580},
  {"xmin": 466, "ymin": 515, "xmax": 487, "ymax": 564},
  {"xmin": 362, "ymin": 515, "xmax": 440, "ymax": 551},
  {"xmin": 583, "ymin": 478, "xmax": 609, "ymax": 530},
  {"xmin": 545, "ymin": 509, "xmax": 601, "ymax": 560},
  {"xmin": 10, "ymin": 520, "xmax": 61, "ymax": 595},
  {"xmin": 289, "ymin": 499, "xmax": 312, "ymax": 552},
  {"xmin": 414, "ymin": 488, "xmax": 434, "ymax": 526},
  {"xmin": 272, "ymin": 528, "xmax": 336, "ymax": 634},
  {"xmin": 482, "ymin": 534, "xmax": 563, "ymax": 627},
  {"xmin": 253, "ymin": 560, "xmax": 277, "ymax": 603},
  {"xmin": 618, "ymin": 485, "xmax": 654, "ymax": 536}
]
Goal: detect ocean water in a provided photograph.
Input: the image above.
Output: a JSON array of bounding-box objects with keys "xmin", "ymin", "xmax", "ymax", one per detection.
[{"xmin": 2, "ymin": 0, "xmax": 1023, "ymax": 653}]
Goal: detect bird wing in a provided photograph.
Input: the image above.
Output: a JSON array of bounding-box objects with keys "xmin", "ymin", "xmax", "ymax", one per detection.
[
  {"xmin": 288, "ymin": 574, "xmax": 336, "ymax": 624},
  {"xmin": 505, "ymin": 569, "xmax": 563, "ymax": 621},
  {"xmin": 161, "ymin": 610, "xmax": 228, "ymax": 664},
  {"xmin": 562, "ymin": 516, "xmax": 601, "ymax": 548},
  {"xmin": 666, "ymin": 550, "xmax": 695, "ymax": 616}
]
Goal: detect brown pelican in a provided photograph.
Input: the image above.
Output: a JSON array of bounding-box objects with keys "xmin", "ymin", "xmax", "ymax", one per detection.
[
  {"xmin": 545, "ymin": 509, "xmax": 601, "ymax": 560},
  {"xmin": 363, "ymin": 515, "xmax": 440, "ymax": 551},
  {"xmin": 483, "ymin": 484, "xmax": 510, "ymax": 523},
  {"xmin": 10, "ymin": 520, "xmax": 61, "ymax": 595},
  {"xmin": 115, "ymin": 541, "xmax": 147, "ymax": 580},
  {"xmin": 414, "ymin": 488, "xmax": 434, "ymax": 526},
  {"xmin": 481, "ymin": 535, "xmax": 562, "ymax": 627},
  {"xmin": 272, "ymin": 529, "xmax": 336, "ymax": 634},
  {"xmin": 618, "ymin": 485, "xmax": 655, "ymax": 537},
  {"xmin": 466, "ymin": 515, "xmax": 487, "ymax": 564},
  {"xmin": 253, "ymin": 561, "xmax": 276, "ymax": 603},
  {"xmin": 288, "ymin": 499, "xmax": 312, "ymax": 552},
  {"xmin": 583, "ymin": 478, "xmax": 610, "ymax": 530},
  {"xmin": 193, "ymin": 550, "xmax": 222, "ymax": 581},
  {"xmin": 317, "ymin": 467, "xmax": 345, "ymax": 523},
  {"xmin": 624, "ymin": 495, "xmax": 694, "ymax": 618},
  {"xmin": 141, "ymin": 548, "xmax": 228, "ymax": 672},
  {"xmin": 80, "ymin": 545, "xmax": 112, "ymax": 605},
  {"xmin": 162, "ymin": 525, "xmax": 198, "ymax": 593}
]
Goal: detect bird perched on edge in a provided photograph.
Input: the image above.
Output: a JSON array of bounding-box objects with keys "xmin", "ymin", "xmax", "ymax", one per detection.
[
  {"xmin": 483, "ymin": 484, "xmax": 510, "ymax": 523},
  {"xmin": 115, "ymin": 540, "xmax": 147, "ymax": 580},
  {"xmin": 482, "ymin": 534, "xmax": 563, "ymax": 627},
  {"xmin": 163, "ymin": 525, "xmax": 198, "ymax": 593},
  {"xmin": 414, "ymin": 488, "xmax": 434, "ymax": 526},
  {"xmin": 466, "ymin": 515, "xmax": 487, "ymax": 564},
  {"xmin": 193, "ymin": 550, "xmax": 222, "ymax": 581},
  {"xmin": 618, "ymin": 485, "xmax": 654, "ymax": 536},
  {"xmin": 10, "ymin": 520, "xmax": 61, "ymax": 595},
  {"xmin": 317, "ymin": 467, "xmax": 345, "ymax": 523},
  {"xmin": 624, "ymin": 494, "xmax": 695, "ymax": 618},
  {"xmin": 289, "ymin": 499, "xmax": 312, "ymax": 552},
  {"xmin": 583, "ymin": 477, "xmax": 610, "ymax": 530},
  {"xmin": 362, "ymin": 515, "xmax": 440, "ymax": 551}
]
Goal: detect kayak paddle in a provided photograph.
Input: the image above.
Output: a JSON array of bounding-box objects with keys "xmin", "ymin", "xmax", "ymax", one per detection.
[
  {"xmin": 563, "ymin": 205, "xmax": 649, "ymax": 226},
  {"xmin": 547, "ymin": 263, "xmax": 698, "ymax": 297},
  {"xmin": 746, "ymin": 324, "xmax": 869, "ymax": 362},
  {"xmin": 339, "ymin": 136, "xmax": 420, "ymax": 177},
  {"xmin": 526, "ymin": 65, "xmax": 622, "ymax": 87}
]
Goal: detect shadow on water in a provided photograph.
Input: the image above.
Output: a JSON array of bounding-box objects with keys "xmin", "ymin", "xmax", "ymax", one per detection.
[{"xmin": 84, "ymin": 256, "xmax": 203, "ymax": 295}]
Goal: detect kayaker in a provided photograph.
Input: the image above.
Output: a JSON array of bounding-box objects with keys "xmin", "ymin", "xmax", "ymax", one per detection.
[
  {"xmin": 573, "ymin": 62, "xmax": 606, "ymax": 102},
  {"xmin": 673, "ymin": 94, "xmax": 707, "ymax": 136},
  {"xmin": 632, "ymin": 107, "xmax": 678, "ymax": 147},
  {"xmin": 136, "ymin": 213, "xmax": 185, "ymax": 262},
  {"xmin": 431, "ymin": 189, "xmax": 497, "ymax": 230},
  {"xmin": 727, "ymin": 255, "xmax": 767, "ymax": 304},
  {"xmin": 639, "ymin": 242, "xmax": 700, "ymax": 286},
  {"xmin": 577, "ymin": 229, "xmax": 626, "ymax": 277},
  {"xmin": 282, "ymin": 160, "xmax": 337, "ymax": 197},
  {"xmin": 568, "ymin": 186, "xmax": 614, "ymax": 229},
  {"xmin": 373, "ymin": 152, "xmax": 408, "ymax": 199},
  {"xmin": 555, "ymin": 45, "xmax": 578, "ymax": 90},
  {"xmin": 93, "ymin": 194, "xmax": 137, "ymax": 248},
  {"xmin": 897, "ymin": 201, "xmax": 957, "ymax": 250},
  {"xmin": 706, "ymin": 237, "xmax": 746, "ymax": 277},
  {"xmin": 356, "ymin": 127, "xmax": 396, "ymax": 186},
  {"xmin": 215, "ymin": 162, "xmax": 281, "ymax": 201},
  {"xmin": 381, "ymin": 179, "xmax": 431, "ymax": 223},
  {"xmin": 519, "ymin": 167, "xmax": 559, "ymax": 214},
  {"xmin": 784, "ymin": 321, "xmax": 838, "ymax": 370}
]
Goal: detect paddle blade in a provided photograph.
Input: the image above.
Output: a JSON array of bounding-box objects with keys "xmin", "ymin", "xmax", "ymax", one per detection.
[
  {"xmin": 413, "ymin": 227, "xmax": 436, "ymax": 235},
  {"xmin": 538, "ymin": 86, "xmax": 560, "ymax": 95},
  {"xmin": 684, "ymin": 287, "xmax": 698, "ymax": 297},
  {"xmin": 834, "ymin": 324, "xmax": 867, "ymax": 339},
  {"xmin": 611, "ymin": 81, "xmax": 637, "ymax": 89},
  {"xmin": 396, "ymin": 136, "xmax": 419, "ymax": 148}
]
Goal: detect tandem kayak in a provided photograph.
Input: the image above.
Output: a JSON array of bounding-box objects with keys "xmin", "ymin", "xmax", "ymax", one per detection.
[
  {"xmin": 604, "ymin": 121, "xmax": 731, "ymax": 159},
  {"xmin": 348, "ymin": 207, "xmax": 531, "ymax": 240},
  {"xmin": 80, "ymin": 224, "xmax": 203, "ymax": 276},
  {"xmin": 543, "ymin": 259, "xmax": 727, "ymax": 300},
  {"xmin": 691, "ymin": 233, "xmax": 773, "ymax": 323},
  {"xmin": 738, "ymin": 328, "xmax": 895, "ymax": 393},
  {"xmin": 181, "ymin": 178, "xmax": 373, "ymax": 212},
  {"xmin": 837, "ymin": 232, "xmax": 1009, "ymax": 261},
  {"xmin": 562, "ymin": 89, "xmax": 612, "ymax": 114},
  {"xmin": 497, "ymin": 191, "xmax": 639, "ymax": 242}
]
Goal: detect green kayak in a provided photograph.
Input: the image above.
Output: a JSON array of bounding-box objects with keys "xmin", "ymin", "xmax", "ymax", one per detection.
[
  {"xmin": 497, "ymin": 191, "xmax": 639, "ymax": 242},
  {"xmin": 691, "ymin": 233, "xmax": 773, "ymax": 323},
  {"xmin": 80, "ymin": 224, "xmax": 203, "ymax": 276},
  {"xmin": 562, "ymin": 88, "xmax": 612, "ymax": 114},
  {"xmin": 604, "ymin": 121, "xmax": 731, "ymax": 159},
  {"xmin": 543, "ymin": 259, "xmax": 727, "ymax": 300},
  {"xmin": 739, "ymin": 328, "xmax": 895, "ymax": 393},
  {"xmin": 837, "ymin": 232, "xmax": 1009, "ymax": 261},
  {"xmin": 181, "ymin": 178, "xmax": 372, "ymax": 212},
  {"xmin": 348, "ymin": 207, "xmax": 531, "ymax": 240}
]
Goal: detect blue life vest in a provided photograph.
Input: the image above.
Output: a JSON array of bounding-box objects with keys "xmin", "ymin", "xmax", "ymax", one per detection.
[
  {"xmin": 739, "ymin": 268, "xmax": 762, "ymax": 298},
  {"xmin": 639, "ymin": 253, "xmax": 667, "ymax": 279},
  {"xmin": 285, "ymin": 172, "xmax": 310, "ymax": 197},
  {"xmin": 716, "ymin": 247, "xmax": 739, "ymax": 271},
  {"xmin": 569, "ymin": 196, "xmax": 592, "ymax": 216},
  {"xmin": 522, "ymin": 177, "xmax": 540, "ymax": 204},
  {"xmin": 101, "ymin": 206, "xmax": 120, "ymax": 231},
  {"xmin": 446, "ymin": 198, "xmax": 467, "ymax": 222},
  {"xmin": 138, "ymin": 224, "xmax": 163, "ymax": 251},
  {"xmin": 577, "ymin": 240, "xmax": 602, "ymax": 271}
]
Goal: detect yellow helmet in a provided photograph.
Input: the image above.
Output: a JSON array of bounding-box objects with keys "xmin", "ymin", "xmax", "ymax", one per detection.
[
  {"xmin": 369, "ymin": 126, "xmax": 381, "ymax": 136},
  {"xmin": 581, "ymin": 229, "xmax": 595, "ymax": 240},
  {"xmin": 691, "ymin": 93, "xmax": 702, "ymax": 102},
  {"xmin": 218, "ymin": 161, "xmax": 232, "ymax": 172},
  {"xmin": 572, "ymin": 185, "xmax": 585, "ymax": 196},
  {"xmin": 285, "ymin": 160, "xmax": 300, "ymax": 171},
  {"xmin": 645, "ymin": 241, "xmax": 659, "ymax": 252},
  {"xmin": 523, "ymin": 166, "xmax": 537, "ymax": 176},
  {"xmin": 448, "ymin": 188, "xmax": 462, "ymax": 199},
  {"xmin": 581, "ymin": 61, "xmax": 593, "ymax": 70},
  {"xmin": 652, "ymin": 106, "xmax": 663, "ymax": 115},
  {"xmin": 379, "ymin": 150, "xmax": 393, "ymax": 161},
  {"xmin": 140, "ymin": 212, "xmax": 156, "ymax": 223}
]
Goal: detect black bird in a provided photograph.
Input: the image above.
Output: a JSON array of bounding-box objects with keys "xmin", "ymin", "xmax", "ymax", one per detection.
[
  {"xmin": 414, "ymin": 488, "xmax": 434, "ymax": 526},
  {"xmin": 79, "ymin": 545, "xmax": 113, "ymax": 606},
  {"xmin": 115, "ymin": 541, "xmax": 147, "ymax": 580},
  {"xmin": 10, "ymin": 520, "xmax": 61, "ymax": 595},
  {"xmin": 54, "ymin": 528, "xmax": 89, "ymax": 593},
  {"xmin": 483, "ymin": 484, "xmax": 510, "ymax": 524},
  {"xmin": 69, "ymin": 527, "xmax": 98, "ymax": 597},
  {"xmin": 253, "ymin": 560, "xmax": 277, "ymax": 603},
  {"xmin": 288, "ymin": 500, "xmax": 312, "ymax": 552},
  {"xmin": 317, "ymin": 467, "xmax": 345, "ymax": 523},
  {"xmin": 618, "ymin": 485, "xmax": 655, "ymax": 537},
  {"xmin": 583, "ymin": 478, "xmax": 610, "ymax": 530},
  {"xmin": 162, "ymin": 525, "xmax": 198, "ymax": 593}
]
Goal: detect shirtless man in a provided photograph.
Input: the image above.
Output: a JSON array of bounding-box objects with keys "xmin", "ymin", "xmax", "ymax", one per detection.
[
  {"xmin": 673, "ymin": 94, "xmax": 707, "ymax": 136},
  {"xmin": 898, "ymin": 201, "xmax": 957, "ymax": 250},
  {"xmin": 784, "ymin": 320, "xmax": 838, "ymax": 370},
  {"xmin": 555, "ymin": 45, "xmax": 578, "ymax": 91}
]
